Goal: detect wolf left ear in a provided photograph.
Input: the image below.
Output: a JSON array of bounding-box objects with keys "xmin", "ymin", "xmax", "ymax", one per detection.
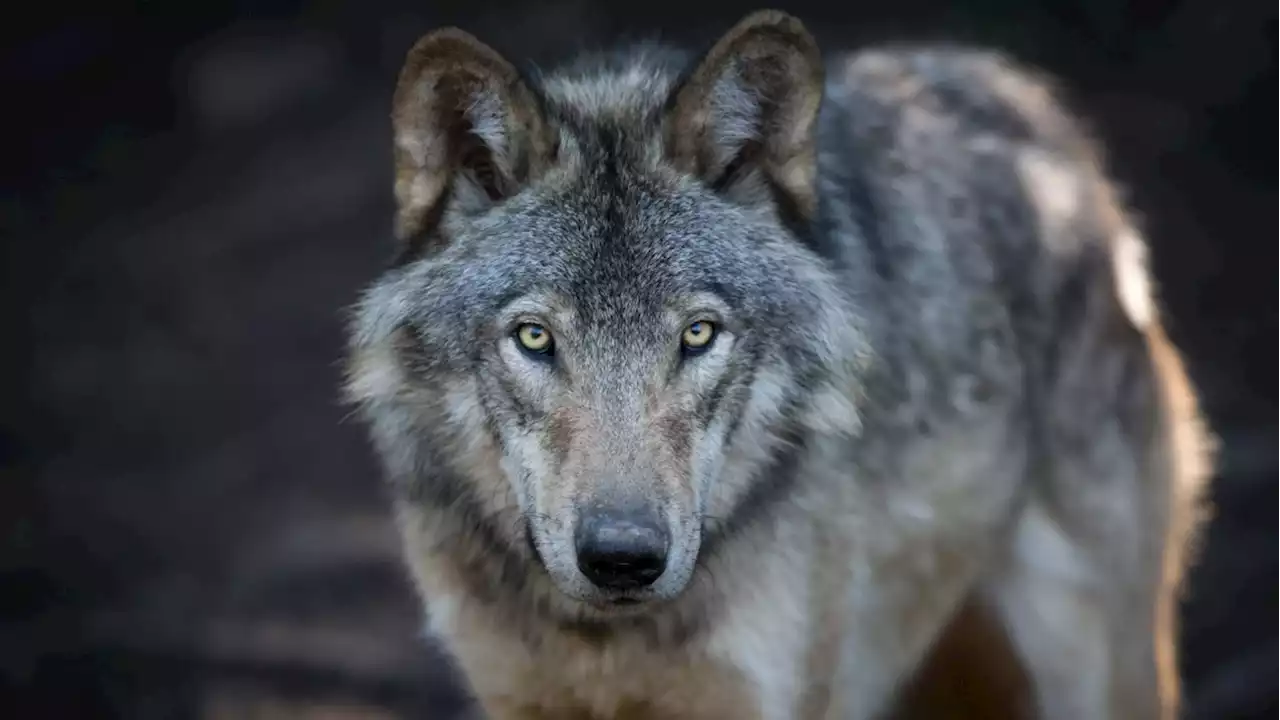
[
  {"xmin": 665, "ymin": 11, "xmax": 824, "ymax": 219},
  {"xmin": 390, "ymin": 28, "xmax": 554, "ymax": 242}
]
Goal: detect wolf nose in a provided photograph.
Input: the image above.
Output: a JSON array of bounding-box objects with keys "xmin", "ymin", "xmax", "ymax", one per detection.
[{"xmin": 574, "ymin": 513, "xmax": 669, "ymax": 591}]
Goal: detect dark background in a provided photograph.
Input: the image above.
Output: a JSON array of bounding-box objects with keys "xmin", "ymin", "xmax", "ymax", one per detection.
[{"xmin": 1, "ymin": 1, "xmax": 1275, "ymax": 718}]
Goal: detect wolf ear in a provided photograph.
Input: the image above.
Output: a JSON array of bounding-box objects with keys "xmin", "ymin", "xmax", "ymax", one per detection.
[
  {"xmin": 391, "ymin": 29, "xmax": 554, "ymax": 242},
  {"xmin": 665, "ymin": 11, "xmax": 823, "ymax": 220},
  {"xmin": 665, "ymin": 10, "xmax": 824, "ymax": 219}
]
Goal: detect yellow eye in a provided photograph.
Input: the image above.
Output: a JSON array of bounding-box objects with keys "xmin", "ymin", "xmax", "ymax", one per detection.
[
  {"xmin": 515, "ymin": 323, "xmax": 553, "ymax": 354},
  {"xmin": 681, "ymin": 320, "xmax": 716, "ymax": 351}
]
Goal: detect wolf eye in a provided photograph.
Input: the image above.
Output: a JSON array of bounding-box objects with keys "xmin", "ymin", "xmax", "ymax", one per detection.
[
  {"xmin": 681, "ymin": 320, "xmax": 716, "ymax": 354},
  {"xmin": 514, "ymin": 323, "xmax": 554, "ymax": 355}
]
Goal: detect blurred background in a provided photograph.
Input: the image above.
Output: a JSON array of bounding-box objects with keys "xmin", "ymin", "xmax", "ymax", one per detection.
[{"xmin": 1, "ymin": 1, "xmax": 1274, "ymax": 718}]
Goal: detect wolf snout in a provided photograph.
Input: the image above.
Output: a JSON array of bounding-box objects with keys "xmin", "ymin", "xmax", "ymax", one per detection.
[{"xmin": 574, "ymin": 511, "xmax": 670, "ymax": 591}]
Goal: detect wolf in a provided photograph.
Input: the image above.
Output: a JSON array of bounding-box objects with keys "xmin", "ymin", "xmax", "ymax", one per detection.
[{"xmin": 343, "ymin": 9, "xmax": 1211, "ymax": 719}]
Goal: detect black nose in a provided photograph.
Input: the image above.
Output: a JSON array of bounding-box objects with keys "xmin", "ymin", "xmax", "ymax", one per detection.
[{"xmin": 574, "ymin": 512, "xmax": 670, "ymax": 591}]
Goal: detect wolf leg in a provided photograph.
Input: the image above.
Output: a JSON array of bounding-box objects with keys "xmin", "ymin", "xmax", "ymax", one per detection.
[{"xmin": 985, "ymin": 415, "xmax": 1194, "ymax": 720}]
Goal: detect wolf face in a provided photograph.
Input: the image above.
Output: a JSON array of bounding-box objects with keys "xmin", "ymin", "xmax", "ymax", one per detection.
[{"xmin": 346, "ymin": 13, "xmax": 867, "ymax": 616}]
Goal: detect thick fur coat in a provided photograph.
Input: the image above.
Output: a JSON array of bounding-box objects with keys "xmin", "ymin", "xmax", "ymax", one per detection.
[{"xmin": 344, "ymin": 10, "xmax": 1211, "ymax": 719}]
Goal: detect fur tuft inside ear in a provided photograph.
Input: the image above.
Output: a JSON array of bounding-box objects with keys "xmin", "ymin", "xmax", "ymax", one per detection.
[
  {"xmin": 391, "ymin": 28, "xmax": 554, "ymax": 245},
  {"xmin": 665, "ymin": 11, "xmax": 824, "ymax": 219}
]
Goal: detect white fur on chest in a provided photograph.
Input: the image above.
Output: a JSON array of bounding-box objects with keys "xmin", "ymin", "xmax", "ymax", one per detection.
[{"xmin": 430, "ymin": 599, "xmax": 797, "ymax": 719}]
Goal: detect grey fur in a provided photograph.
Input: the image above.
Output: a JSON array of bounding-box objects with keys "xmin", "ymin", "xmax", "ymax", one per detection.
[{"xmin": 345, "ymin": 11, "xmax": 1209, "ymax": 720}]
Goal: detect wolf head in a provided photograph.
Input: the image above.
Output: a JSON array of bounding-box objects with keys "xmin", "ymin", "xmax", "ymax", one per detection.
[{"xmin": 346, "ymin": 11, "xmax": 867, "ymax": 617}]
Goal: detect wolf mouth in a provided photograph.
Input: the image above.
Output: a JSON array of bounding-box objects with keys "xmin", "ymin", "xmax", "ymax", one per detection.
[{"xmin": 522, "ymin": 516, "xmax": 539, "ymax": 559}]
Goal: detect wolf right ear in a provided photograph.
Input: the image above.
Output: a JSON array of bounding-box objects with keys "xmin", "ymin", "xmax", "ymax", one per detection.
[
  {"xmin": 391, "ymin": 29, "xmax": 555, "ymax": 243},
  {"xmin": 665, "ymin": 11, "xmax": 824, "ymax": 221}
]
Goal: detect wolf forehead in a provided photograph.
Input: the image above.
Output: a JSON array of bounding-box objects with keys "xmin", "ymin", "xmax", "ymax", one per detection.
[
  {"xmin": 401, "ymin": 186, "xmax": 803, "ymax": 345},
  {"xmin": 533, "ymin": 43, "xmax": 694, "ymax": 127},
  {"xmin": 440, "ymin": 195, "xmax": 782, "ymax": 310}
]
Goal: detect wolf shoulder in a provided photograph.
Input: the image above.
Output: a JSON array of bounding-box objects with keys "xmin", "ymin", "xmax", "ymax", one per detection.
[
  {"xmin": 823, "ymin": 45, "xmax": 1094, "ymax": 145},
  {"xmin": 814, "ymin": 44, "xmax": 1146, "ymax": 329}
]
